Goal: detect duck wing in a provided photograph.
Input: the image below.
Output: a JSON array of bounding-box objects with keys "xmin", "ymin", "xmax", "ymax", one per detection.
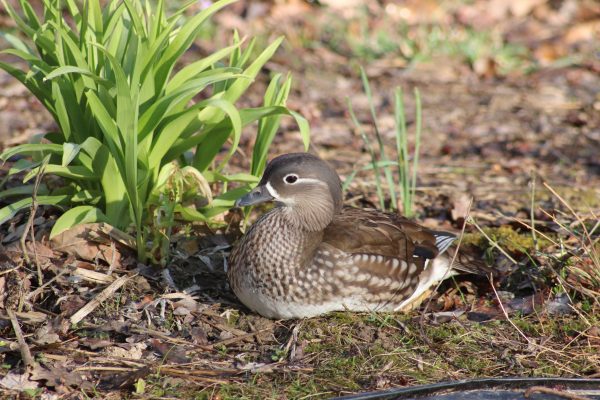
[{"xmin": 322, "ymin": 206, "xmax": 455, "ymax": 261}]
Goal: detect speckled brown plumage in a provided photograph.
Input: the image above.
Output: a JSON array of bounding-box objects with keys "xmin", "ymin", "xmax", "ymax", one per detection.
[{"xmin": 228, "ymin": 153, "xmax": 485, "ymax": 319}]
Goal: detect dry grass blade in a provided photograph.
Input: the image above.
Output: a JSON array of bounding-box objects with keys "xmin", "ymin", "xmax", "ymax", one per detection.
[
  {"xmin": 489, "ymin": 274, "xmax": 531, "ymax": 344},
  {"xmin": 543, "ymin": 181, "xmax": 600, "ymax": 263},
  {"xmin": 70, "ymin": 267, "xmax": 115, "ymax": 284},
  {"xmin": 537, "ymin": 186, "xmax": 600, "ymax": 300},
  {"xmin": 506, "ymin": 215, "xmax": 559, "ymax": 247},
  {"xmin": 468, "ymin": 216, "xmax": 519, "ymax": 264},
  {"xmin": 69, "ymin": 275, "xmax": 131, "ymax": 324}
]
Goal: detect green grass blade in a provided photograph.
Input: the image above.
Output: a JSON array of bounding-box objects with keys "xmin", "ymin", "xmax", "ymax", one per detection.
[
  {"xmin": 139, "ymin": 71, "xmax": 242, "ymax": 142},
  {"xmin": 154, "ymin": 0, "xmax": 236, "ymax": 93},
  {"xmin": 2, "ymin": 0, "xmax": 36, "ymax": 39},
  {"xmin": 148, "ymin": 0, "xmax": 165, "ymax": 42},
  {"xmin": 162, "ymin": 106, "xmax": 291, "ymax": 164},
  {"xmin": 103, "ymin": 3, "xmax": 126, "ymax": 49},
  {"xmin": 194, "ymin": 98, "xmax": 242, "ymax": 171},
  {"xmin": 410, "ymin": 88, "xmax": 422, "ymax": 216},
  {"xmin": 148, "ymin": 107, "xmax": 202, "ymax": 167},
  {"xmin": 64, "ymin": 0, "xmax": 82, "ymax": 26},
  {"xmin": 62, "ymin": 143, "xmax": 81, "ymax": 167},
  {"xmin": 80, "ymin": 138, "xmax": 129, "ymax": 226},
  {"xmin": 87, "ymin": 0, "xmax": 103, "ymax": 38},
  {"xmin": 150, "ymin": 95, "xmax": 243, "ymax": 171},
  {"xmin": 51, "ymin": 81, "xmax": 72, "ymax": 141},
  {"xmin": 122, "ymin": 0, "xmax": 147, "ymax": 39},
  {"xmin": 342, "ymin": 160, "xmax": 399, "ymax": 192},
  {"xmin": 394, "ymin": 88, "xmax": 410, "ymax": 214},
  {"xmin": 23, "ymin": 164, "xmax": 96, "ymax": 183},
  {"xmin": 198, "ymin": 36, "xmax": 284, "ymax": 124},
  {"xmin": 347, "ymin": 97, "xmax": 385, "ymax": 210},
  {"xmin": 44, "ymin": 66, "xmax": 106, "ymax": 84},
  {"xmin": 251, "ymin": 74, "xmax": 283, "ymax": 175},
  {"xmin": 203, "ymin": 171, "xmax": 260, "ymax": 184},
  {"xmin": 175, "ymin": 204, "xmax": 209, "ymax": 222},
  {"xmin": 98, "ymin": 44, "xmax": 141, "ymax": 238},
  {"xmin": 49, "ymin": 22, "xmax": 97, "ymax": 89},
  {"xmin": 291, "ymin": 110, "xmax": 310, "ymax": 150},
  {"xmin": 166, "ymin": 42, "xmax": 242, "ymax": 94},
  {"xmin": 1, "ymin": 33, "xmax": 33, "ymax": 54},
  {"xmin": 0, "ymin": 143, "xmax": 63, "ymax": 162},
  {"xmin": 0, "ymin": 184, "xmax": 49, "ymax": 200},
  {"xmin": 359, "ymin": 67, "xmax": 396, "ymax": 210},
  {"xmin": 0, "ymin": 195, "xmax": 70, "ymax": 225},
  {"xmin": 49, "ymin": 205, "xmax": 108, "ymax": 238},
  {"xmin": 0, "ymin": 61, "xmax": 54, "ymax": 112},
  {"xmin": 84, "ymin": 91, "xmax": 124, "ymax": 164},
  {"xmin": 0, "ymin": 48, "xmax": 46, "ymax": 68},
  {"xmin": 18, "ymin": 0, "xmax": 42, "ymax": 32}
]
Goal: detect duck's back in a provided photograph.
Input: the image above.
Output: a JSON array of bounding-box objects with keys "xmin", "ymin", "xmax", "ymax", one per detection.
[{"xmin": 315, "ymin": 207, "xmax": 456, "ymax": 313}]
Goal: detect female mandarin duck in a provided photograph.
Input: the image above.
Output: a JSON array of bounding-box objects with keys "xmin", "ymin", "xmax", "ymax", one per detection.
[{"xmin": 228, "ymin": 153, "xmax": 483, "ymax": 319}]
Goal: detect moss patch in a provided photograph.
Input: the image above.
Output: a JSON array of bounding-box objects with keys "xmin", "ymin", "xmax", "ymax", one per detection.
[{"xmin": 463, "ymin": 225, "xmax": 552, "ymax": 254}]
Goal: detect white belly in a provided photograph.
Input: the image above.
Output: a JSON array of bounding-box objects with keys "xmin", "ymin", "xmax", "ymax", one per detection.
[{"xmin": 233, "ymin": 285, "xmax": 394, "ymax": 319}]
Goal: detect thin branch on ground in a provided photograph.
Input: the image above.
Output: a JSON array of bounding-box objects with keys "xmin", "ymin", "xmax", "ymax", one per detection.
[
  {"xmin": 7, "ymin": 309, "xmax": 36, "ymax": 370},
  {"xmin": 20, "ymin": 155, "xmax": 49, "ymax": 286},
  {"xmin": 69, "ymin": 275, "xmax": 132, "ymax": 324},
  {"xmin": 524, "ymin": 386, "xmax": 592, "ymax": 400}
]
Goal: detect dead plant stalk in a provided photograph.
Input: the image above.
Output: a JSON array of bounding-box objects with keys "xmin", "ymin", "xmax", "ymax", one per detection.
[{"xmin": 20, "ymin": 155, "xmax": 49, "ymax": 286}]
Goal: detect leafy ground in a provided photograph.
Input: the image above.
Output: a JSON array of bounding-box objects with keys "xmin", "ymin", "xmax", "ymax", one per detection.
[{"xmin": 1, "ymin": 0, "xmax": 599, "ymax": 399}]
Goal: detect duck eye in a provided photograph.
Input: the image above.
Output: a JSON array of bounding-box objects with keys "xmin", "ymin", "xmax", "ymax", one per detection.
[{"xmin": 284, "ymin": 174, "xmax": 298, "ymax": 184}]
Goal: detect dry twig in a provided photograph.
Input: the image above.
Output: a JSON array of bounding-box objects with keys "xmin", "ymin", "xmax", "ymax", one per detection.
[
  {"xmin": 7, "ymin": 309, "xmax": 36, "ymax": 369},
  {"xmin": 524, "ymin": 386, "xmax": 592, "ymax": 400},
  {"xmin": 70, "ymin": 274, "xmax": 131, "ymax": 324},
  {"xmin": 20, "ymin": 155, "xmax": 50, "ymax": 286}
]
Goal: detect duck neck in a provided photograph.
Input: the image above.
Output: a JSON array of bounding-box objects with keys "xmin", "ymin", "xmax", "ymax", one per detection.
[
  {"xmin": 244, "ymin": 208, "xmax": 324, "ymax": 270},
  {"xmin": 281, "ymin": 199, "xmax": 336, "ymax": 233}
]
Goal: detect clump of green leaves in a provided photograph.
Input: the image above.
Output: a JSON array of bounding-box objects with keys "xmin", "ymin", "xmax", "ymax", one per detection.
[
  {"xmin": 0, "ymin": 0, "xmax": 308, "ymax": 261},
  {"xmin": 346, "ymin": 67, "xmax": 421, "ymax": 216}
]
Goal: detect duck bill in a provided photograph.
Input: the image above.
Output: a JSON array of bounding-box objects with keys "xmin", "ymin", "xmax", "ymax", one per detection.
[{"xmin": 235, "ymin": 185, "xmax": 274, "ymax": 207}]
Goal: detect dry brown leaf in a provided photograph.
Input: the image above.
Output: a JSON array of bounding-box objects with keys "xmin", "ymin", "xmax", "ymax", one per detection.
[
  {"xmin": 80, "ymin": 338, "xmax": 112, "ymax": 350},
  {"xmin": 34, "ymin": 323, "xmax": 60, "ymax": 345},
  {"xmin": 451, "ymin": 193, "xmax": 472, "ymax": 223},
  {"xmin": 102, "ymin": 343, "xmax": 146, "ymax": 359},
  {"xmin": 149, "ymin": 339, "xmax": 190, "ymax": 364},
  {"xmin": 58, "ymin": 295, "xmax": 87, "ymax": 317},
  {"xmin": 29, "ymin": 363, "xmax": 84, "ymax": 392},
  {"xmin": 0, "ymin": 371, "xmax": 39, "ymax": 391},
  {"xmin": 50, "ymin": 223, "xmax": 124, "ymax": 266}
]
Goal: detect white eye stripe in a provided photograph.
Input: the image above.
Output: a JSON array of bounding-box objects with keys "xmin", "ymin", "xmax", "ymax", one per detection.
[
  {"xmin": 265, "ymin": 181, "xmax": 280, "ymax": 199},
  {"xmin": 295, "ymin": 178, "xmax": 326, "ymax": 185},
  {"xmin": 281, "ymin": 175, "xmax": 325, "ymax": 186}
]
